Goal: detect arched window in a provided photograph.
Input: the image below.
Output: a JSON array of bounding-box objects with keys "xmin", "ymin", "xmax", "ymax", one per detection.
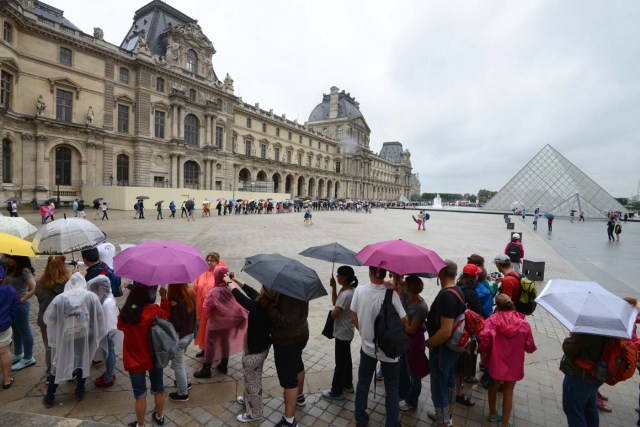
[
  {"xmin": 55, "ymin": 146, "xmax": 72, "ymax": 185},
  {"xmin": 184, "ymin": 161, "xmax": 199, "ymax": 189},
  {"xmin": 2, "ymin": 138, "xmax": 11, "ymax": 183},
  {"xmin": 116, "ymin": 154, "xmax": 129, "ymax": 185},
  {"xmin": 184, "ymin": 114, "xmax": 199, "ymax": 145},
  {"xmin": 186, "ymin": 49, "xmax": 198, "ymax": 74}
]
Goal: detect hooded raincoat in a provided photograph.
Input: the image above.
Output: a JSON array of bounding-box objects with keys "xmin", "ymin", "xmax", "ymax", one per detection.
[
  {"xmin": 43, "ymin": 273, "xmax": 107, "ymax": 383},
  {"xmin": 478, "ymin": 309, "xmax": 536, "ymax": 381},
  {"xmin": 203, "ymin": 283, "xmax": 248, "ymax": 363},
  {"xmin": 193, "ymin": 263, "xmax": 227, "ymax": 349},
  {"xmin": 87, "ymin": 275, "xmax": 123, "ymax": 356}
]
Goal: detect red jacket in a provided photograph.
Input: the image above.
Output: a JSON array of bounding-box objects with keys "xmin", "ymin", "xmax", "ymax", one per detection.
[{"xmin": 118, "ymin": 299, "xmax": 170, "ymax": 373}]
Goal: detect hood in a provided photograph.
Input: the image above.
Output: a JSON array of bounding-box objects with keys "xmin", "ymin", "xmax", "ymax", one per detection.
[
  {"xmin": 493, "ymin": 310, "xmax": 525, "ymax": 337},
  {"xmin": 87, "ymin": 275, "xmax": 112, "ymax": 304},
  {"xmin": 97, "ymin": 242, "xmax": 116, "ymax": 268},
  {"xmin": 64, "ymin": 272, "xmax": 87, "ymax": 294}
]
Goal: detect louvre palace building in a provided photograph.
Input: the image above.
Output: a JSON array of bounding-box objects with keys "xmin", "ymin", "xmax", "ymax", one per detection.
[{"xmin": 0, "ymin": 0, "xmax": 413, "ymax": 206}]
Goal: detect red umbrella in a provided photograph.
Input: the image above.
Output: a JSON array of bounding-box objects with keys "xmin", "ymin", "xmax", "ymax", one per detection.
[{"xmin": 356, "ymin": 239, "xmax": 446, "ymax": 276}]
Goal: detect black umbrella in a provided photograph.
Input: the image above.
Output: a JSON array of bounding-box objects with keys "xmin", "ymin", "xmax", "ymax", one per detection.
[
  {"xmin": 242, "ymin": 253, "xmax": 327, "ymax": 301},
  {"xmin": 93, "ymin": 197, "xmax": 103, "ymax": 204},
  {"xmin": 6, "ymin": 197, "xmax": 21, "ymax": 202},
  {"xmin": 299, "ymin": 242, "xmax": 362, "ymax": 275},
  {"xmin": 185, "ymin": 199, "xmax": 195, "ymax": 210},
  {"xmin": 44, "ymin": 197, "xmax": 57, "ymax": 205},
  {"xmin": 544, "ymin": 212, "xmax": 555, "ymax": 220},
  {"xmin": 155, "ymin": 200, "xmax": 164, "ymax": 206},
  {"xmin": 136, "ymin": 196, "xmax": 150, "ymax": 200}
]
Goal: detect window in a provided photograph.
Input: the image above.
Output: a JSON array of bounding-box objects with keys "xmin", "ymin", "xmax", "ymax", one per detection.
[
  {"xmin": 184, "ymin": 160, "xmax": 199, "ymax": 188},
  {"xmin": 286, "ymin": 150, "xmax": 292, "ymax": 164},
  {"xmin": 1, "ymin": 71, "xmax": 12, "ymax": 109},
  {"xmin": 337, "ymin": 147, "xmax": 341, "ymax": 154},
  {"xmin": 335, "ymin": 161, "xmax": 341, "ymax": 173},
  {"xmin": 276, "ymin": 127, "xmax": 280, "ymax": 137},
  {"xmin": 120, "ymin": 67, "xmax": 129, "ymax": 84},
  {"xmin": 326, "ymin": 144, "xmax": 329, "ymax": 152},
  {"xmin": 297, "ymin": 153, "xmax": 302, "ymax": 166},
  {"xmin": 56, "ymin": 89, "xmax": 73, "ymax": 122},
  {"xmin": 246, "ymin": 117, "xmax": 252, "ymax": 128},
  {"xmin": 116, "ymin": 154, "xmax": 129, "ymax": 185},
  {"xmin": 307, "ymin": 154, "xmax": 312, "ymax": 167},
  {"xmin": 154, "ymin": 110, "xmax": 165, "ymax": 138},
  {"xmin": 215, "ymin": 126, "xmax": 223, "ymax": 147},
  {"xmin": 55, "ymin": 147, "xmax": 72, "ymax": 185},
  {"xmin": 3, "ymin": 22, "xmax": 12, "ymax": 43},
  {"xmin": 299, "ymin": 135, "xmax": 302, "ymax": 143},
  {"xmin": 186, "ymin": 49, "xmax": 198, "ymax": 74},
  {"xmin": 117, "ymin": 104, "xmax": 129, "ymax": 133},
  {"xmin": 59, "ymin": 47, "xmax": 72, "ymax": 66},
  {"xmin": 184, "ymin": 114, "xmax": 199, "ymax": 145},
  {"xmin": 156, "ymin": 77, "xmax": 165, "ymax": 92},
  {"xmin": 288, "ymin": 131, "xmax": 292, "ymax": 140},
  {"xmin": 244, "ymin": 139, "xmax": 252, "ymax": 156},
  {"xmin": 260, "ymin": 143, "xmax": 267, "ymax": 159},
  {"xmin": 274, "ymin": 147, "xmax": 280, "ymax": 162},
  {"xmin": 2, "ymin": 138, "xmax": 11, "ymax": 183},
  {"xmin": 318, "ymin": 140, "xmax": 321, "ymax": 149},
  {"xmin": 189, "ymin": 89, "xmax": 196, "ymax": 102},
  {"xmin": 309, "ymin": 139, "xmax": 313, "ymax": 147},
  {"xmin": 262, "ymin": 123, "xmax": 267, "ymax": 133},
  {"xmin": 336, "ymin": 126, "xmax": 343, "ymax": 140},
  {"xmin": 153, "ymin": 176, "xmax": 165, "ymax": 188}
]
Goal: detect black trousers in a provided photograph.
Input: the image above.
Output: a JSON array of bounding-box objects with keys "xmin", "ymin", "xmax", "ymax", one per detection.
[{"xmin": 331, "ymin": 338, "xmax": 353, "ymax": 395}]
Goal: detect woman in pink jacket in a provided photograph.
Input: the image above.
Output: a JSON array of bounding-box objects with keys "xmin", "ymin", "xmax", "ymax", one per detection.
[{"xmin": 479, "ymin": 294, "xmax": 537, "ymax": 427}]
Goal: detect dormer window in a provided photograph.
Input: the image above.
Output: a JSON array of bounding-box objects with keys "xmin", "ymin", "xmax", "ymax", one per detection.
[{"xmin": 186, "ymin": 49, "xmax": 198, "ymax": 74}]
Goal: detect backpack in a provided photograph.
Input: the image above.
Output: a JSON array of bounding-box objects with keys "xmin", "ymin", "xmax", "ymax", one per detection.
[
  {"xmin": 506, "ymin": 272, "xmax": 537, "ymax": 315},
  {"xmin": 424, "ymin": 212, "xmax": 430, "ymax": 220},
  {"xmin": 374, "ymin": 289, "xmax": 409, "ymax": 359},
  {"xmin": 6, "ymin": 202, "xmax": 11, "ymax": 212},
  {"xmin": 149, "ymin": 317, "xmax": 179, "ymax": 368},
  {"xmin": 575, "ymin": 338, "xmax": 638, "ymax": 386},
  {"xmin": 506, "ymin": 242, "xmax": 521, "ymax": 262},
  {"xmin": 100, "ymin": 264, "xmax": 123, "ymax": 297},
  {"xmin": 445, "ymin": 288, "xmax": 485, "ymax": 353}
]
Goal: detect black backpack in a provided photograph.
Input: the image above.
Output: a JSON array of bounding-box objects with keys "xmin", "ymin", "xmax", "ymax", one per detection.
[
  {"xmin": 374, "ymin": 289, "xmax": 409, "ymax": 359},
  {"xmin": 506, "ymin": 242, "xmax": 521, "ymax": 262}
]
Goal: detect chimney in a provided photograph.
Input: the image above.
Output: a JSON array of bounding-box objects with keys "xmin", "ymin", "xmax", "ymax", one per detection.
[{"xmin": 329, "ymin": 86, "xmax": 339, "ymax": 119}]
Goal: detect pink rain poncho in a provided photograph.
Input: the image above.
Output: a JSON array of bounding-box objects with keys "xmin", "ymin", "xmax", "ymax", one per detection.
[
  {"xmin": 203, "ymin": 283, "xmax": 248, "ymax": 363},
  {"xmin": 43, "ymin": 272, "xmax": 107, "ymax": 383},
  {"xmin": 193, "ymin": 263, "xmax": 227, "ymax": 349}
]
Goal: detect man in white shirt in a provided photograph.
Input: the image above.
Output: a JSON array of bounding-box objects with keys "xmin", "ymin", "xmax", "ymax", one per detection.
[{"xmin": 351, "ymin": 266, "xmax": 408, "ymax": 427}]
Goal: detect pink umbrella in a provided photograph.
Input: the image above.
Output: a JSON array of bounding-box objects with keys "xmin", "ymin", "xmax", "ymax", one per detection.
[
  {"xmin": 113, "ymin": 240, "xmax": 208, "ymax": 285},
  {"xmin": 356, "ymin": 239, "xmax": 446, "ymax": 276}
]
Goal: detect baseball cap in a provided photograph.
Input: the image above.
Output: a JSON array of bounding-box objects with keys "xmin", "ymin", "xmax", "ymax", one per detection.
[
  {"xmin": 494, "ymin": 253, "xmax": 511, "ymax": 264},
  {"xmin": 462, "ymin": 264, "xmax": 482, "ymax": 276},
  {"xmin": 512, "ymin": 233, "xmax": 520, "ymax": 240}
]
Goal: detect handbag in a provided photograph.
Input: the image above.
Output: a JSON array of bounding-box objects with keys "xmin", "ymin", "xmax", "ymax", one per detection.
[{"xmin": 321, "ymin": 310, "xmax": 334, "ymax": 339}]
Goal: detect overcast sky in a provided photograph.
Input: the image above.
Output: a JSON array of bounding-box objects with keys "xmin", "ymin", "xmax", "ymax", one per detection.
[{"xmin": 53, "ymin": 0, "xmax": 640, "ymax": 197}]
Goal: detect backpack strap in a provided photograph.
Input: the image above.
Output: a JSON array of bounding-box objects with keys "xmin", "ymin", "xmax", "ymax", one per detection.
[{"xmin": 445, "ymin": 287, "xmax": 467, "ymax": 307}]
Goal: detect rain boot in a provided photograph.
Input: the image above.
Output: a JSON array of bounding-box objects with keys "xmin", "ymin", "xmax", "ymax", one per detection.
[
  {"xmin": 216, "ymin": 359, "xmax": 228, "ymax": 375},
  {"xmin": 194, "ymin": 363, "xmax": 212, "ymax": 379}
]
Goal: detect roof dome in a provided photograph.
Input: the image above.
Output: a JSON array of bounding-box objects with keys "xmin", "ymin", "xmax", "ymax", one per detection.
[{"xmin": 308, "ymin": 89, "xmax": 364, "ymax": 122}]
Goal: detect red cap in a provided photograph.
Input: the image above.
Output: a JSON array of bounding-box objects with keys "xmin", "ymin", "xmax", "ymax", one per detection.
[{"xmin": 462, "ymin": 264, "xmax": 482, "ymax": 276}]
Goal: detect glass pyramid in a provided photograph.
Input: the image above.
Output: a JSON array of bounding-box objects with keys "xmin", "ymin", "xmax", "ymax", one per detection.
[{"xmin": 483, "ymin": 145, "xmax": 626, "ymax": 218}]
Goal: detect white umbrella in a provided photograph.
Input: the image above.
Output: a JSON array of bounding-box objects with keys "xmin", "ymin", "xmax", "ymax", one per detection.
[
  {"xmin": 0, "ymin": 217, "xmax": 38, "ymax": 238},
  {"xmin": 31, "ymin": 217, "xmax": 107, "ymax": 255},
  {"xmin": 536, "ymin": 279, "xmax": 636, "ymax": 339}
]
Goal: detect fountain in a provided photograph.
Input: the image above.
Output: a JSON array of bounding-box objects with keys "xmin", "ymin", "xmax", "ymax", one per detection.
[{"xmin": 433, "ymin": 194, "xmax": 443, "ymax": 209}]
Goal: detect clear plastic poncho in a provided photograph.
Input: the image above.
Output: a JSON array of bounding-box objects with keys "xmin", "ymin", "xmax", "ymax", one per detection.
[
  {"xmin": 87, "ymin": 275, "xmax": 123, "ymax": 359},
  {"xmin": 43, "ymin": 272, "xmax": 107, "ymax": 383}
]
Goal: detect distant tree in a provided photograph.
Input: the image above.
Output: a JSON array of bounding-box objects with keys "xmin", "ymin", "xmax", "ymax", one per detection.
[
  {"xmin": 615, "ymin": 197, "xmax": 629, "ymax": 206},
  {"xmin": 477, "ymin": 189, "xmax": 497, "ymax": 203},
  {"xmin": 627, "ymin": 201, "xmax": 640, "ymax": 210}
]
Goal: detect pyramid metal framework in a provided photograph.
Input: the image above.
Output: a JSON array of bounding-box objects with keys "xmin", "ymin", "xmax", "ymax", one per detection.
[{"xmin": 483, "ymin": 145, "xmax": 626, "ymax": 217}]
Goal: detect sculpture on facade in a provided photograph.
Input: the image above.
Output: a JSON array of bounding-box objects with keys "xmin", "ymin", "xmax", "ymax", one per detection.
[
  {"xmin": 224, "ymin": 73, "xmax": 234, "ymax": 91},
  {"xmin": 86, "ymin": 106, "xmax": 95, "ymax": 125},
  {"xmin": 22, "ymin": 0, "xmax": 35, "ymax": 12},
  {"xmin": 36, "ymin": 95, "xmax": 46, "ymax": 116},
  {"xmin": 168, "ymin": 42, "xmax": 181, "ymax": 64},
  {"xmin": 137, "ymin": 34, "xmax": 151, "ymax": 55},
  {"xmin": 93, "ymin": 27, "xmax": 104, "ymax": 40}
]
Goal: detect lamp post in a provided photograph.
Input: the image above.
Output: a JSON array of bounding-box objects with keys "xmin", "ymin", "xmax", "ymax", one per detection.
[{"xmin": 55, "ymin": 174, "xmax": 60, "ymax": 207}]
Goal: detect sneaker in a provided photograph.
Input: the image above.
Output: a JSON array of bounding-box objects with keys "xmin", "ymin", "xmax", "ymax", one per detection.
[
  {"xmin": 11, "ymin": 357, "xmax": 36, "ymax": 371},
  {"xmin": 343, "ymin": 385, "xmax": 354, "ymax": 393},
  {"xmin": 399, "ymin": 400, "xmax": 416, "ymax": 411},
  {"xmin": 296, "ymin": 394, "xmax": 306, "ymax": 407},
  {"xmin": 236, "ymin": 412, "xmax": 263, "ymax": 423},
  {"xmin": 427, "ymin": 411, "xmax": 452, "ymax": 426},
  {"xmin": 236, "ymin": 395, "xmax": 245, "ymax": 405},
  {"xmin": 42, "ymin": 396, "xmax": 55, "ymax": 408},
  {"xmin": 321, "ymin": 390, "xmax": 345, "ymax": 401},
  {"xmin": 152, "ymin": 410, "xmax": 165, "ymax": 425},
  {"xmin": 95, "ymin": 373, "xmax": 115, "ymax": 388},
  {"xmin": 488, "ymin": 414, "xmax": 503, "ymax": 422},
  {"xmin": 169, "ymin": 392, "xmax": 189, "ymax": 402},
  {"xmin": 11, "ymin": 353, "xmax": 23, "ymax": 364},
  {"xmin": 274, "ymin": 416, "xmax": 298, "ymax": 427},
  {"xmin": 173, "ymin": 380, "xmax": 192, "ymax": 390}
]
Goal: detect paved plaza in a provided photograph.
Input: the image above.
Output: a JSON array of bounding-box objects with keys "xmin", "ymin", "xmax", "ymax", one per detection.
[{"xmin": 1, "ymin": 207, "xmax": 638, "ymax": 427}]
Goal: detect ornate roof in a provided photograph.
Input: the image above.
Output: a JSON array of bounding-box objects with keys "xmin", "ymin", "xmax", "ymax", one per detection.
[{"xmin": 308, "ymin": 89, "xmax": 364, "ymax": 122}]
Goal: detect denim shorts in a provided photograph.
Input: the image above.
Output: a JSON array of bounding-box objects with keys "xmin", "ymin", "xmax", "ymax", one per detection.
[{"xmin": 129, "ymin": 368, "xmax": 164, "ymax": 399}]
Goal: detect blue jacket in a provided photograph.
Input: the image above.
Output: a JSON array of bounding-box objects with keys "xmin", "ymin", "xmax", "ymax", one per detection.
[
  {"xmin": 475, "ymin": 279, "xmax": 495, "ymax": 319},
  {"xmin": 0, "ymin": 285, "xmax": 21, "ymax": 332},
  {"xmin": 169, "ymin": 202, "xmax": 176, "ymax": 212}
]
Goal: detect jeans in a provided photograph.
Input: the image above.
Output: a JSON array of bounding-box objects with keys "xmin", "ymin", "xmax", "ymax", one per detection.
[
  {"xmin": 12, "ymin": 300, "xmax": 34, "ymax": 359},
  {"xmin": 562, "ymin": 374, "xmax": 600, "ymax": 427},
  {"xmin": 46, "ymin": 369, "xmax": 85, "ymax": 399},
  {"xmin": 429, "ymin": 345, "xmax": 459, "ymax": 422},
  {"xmin": 104, "ymin": 331, "xmax": 116, "ymax": 382},
  {"xmin": 331, "ymin": 338, "xmax": 353, "ymax": 395},
  {"xmin": 401, "ymin": 353, "xmax": 422, "ymax": 407},
  {"xmin": 129, "ymin": 368, "xmax": 164, "ymax": 399},
  {"xmin": 171, "ymin": 334, "xmax": 193, "ymax": 395},
  {"xmin": 355, "ymin": 349, "xmax": 400, "ymax": 427}
]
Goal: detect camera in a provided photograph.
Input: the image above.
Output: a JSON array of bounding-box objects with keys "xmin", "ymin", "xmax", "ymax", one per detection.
[
  {"xmin": 490, "ymin": 272, "xmax": 502, "ymax": 279},
  {"xmin": 229, "ymin": 272, "xmax": 235, "ymax": 279}
]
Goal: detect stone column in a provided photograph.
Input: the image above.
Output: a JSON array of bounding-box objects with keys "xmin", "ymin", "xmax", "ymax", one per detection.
[
  {"xmin": 171, "ymin": 105, "xmax": 178, "ymax": 138},
  {"xmin": 35, "ymin": 136, "xmax": 47, "ymax": 188},
  {"xmin": 204, "ymin": 114, "xmax": 211, "ymax": 145},
  {"xmin": 170, "ymin": 152, "xmax": 179, "ymax": 188},
  {"xmin": 203, "ymin": 158, "xmax": 209, "ymax": 190},
  {"xmin": 177, "ymin": 106, "xmax": 183, "ymax": 138},
  {"xmin": 177, "ymin": 155, "xmax": 183, "ymax": 188}
]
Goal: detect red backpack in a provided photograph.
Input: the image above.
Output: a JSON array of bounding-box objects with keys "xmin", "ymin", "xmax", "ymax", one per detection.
[
  {"xmin": 445, "ymin": 288, "xmax": 485, "ymax": 353},
  {"xmin": 575, "ymin": 338, "xmax": 638, "ymax": 385}
]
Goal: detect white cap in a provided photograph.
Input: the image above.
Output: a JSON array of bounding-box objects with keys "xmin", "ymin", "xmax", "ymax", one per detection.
[
  {"xmin": 512, "ymin": 233, "xmax": 520, "ymax": 240},
  {"xmin": 97, "ymin": 242, "xmax": 116, "ymax": 268}
]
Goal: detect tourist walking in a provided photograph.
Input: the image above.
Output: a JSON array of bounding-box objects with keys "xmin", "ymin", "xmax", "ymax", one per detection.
[
  {"xmin": 77, "ymin": 199, "xmax": 86, "ymax": 218},
  {"xmin": 504, "ymin": 233, "xmax": 524, "ymax": 273},
  {"xmin": 3, "ymin": 255, "xmax": 36, "ymax": 371},
  {"xmin": 0, "ymin": 280, "xmax": 21, "ymax": 389},
  {"xmin": 614, "ymin": 221, "xmax": 622, "ymax": 241},
  {"xmin": 118, "ymin": 285, "xmax": 170, "ymax": 427},
  {"xmin": 133, "ymin": 201, "xmax": 140, "ymax": 219},
  {"xmin": 101, "ymin": 202, "xmax": 109, "ymax": 220},
  {"xmin": 40, "ymin": 203, "xmax": 48, "ymax": 224},
  {"xmin": 167, "ymin": 283, "xmax": 196, "ymax": 401},
  {"xmin": 169, "ymin": 201, "xmax": 176, "ymax": 218},
  {"xmin": 416, "ymin": 211, "xmax": 424, "ymax": 231},
  {"xmin": 34, "ymin": 256, "xmax": 69, "ymax": 378},
  {"xmin": 180, "ymin": 201, "xmax": 187, "ymax": 218},
  {"xmin": 138, "ymin": 200, "xmax": 145, "ymax": 219},
  {"xmin": 533, "ymin": 213, "xmax": 539, "ymax": 231},
  {"xmin": 156, "ymin": 202, "xmax": 163, "ymax": 220},
  {"xmin": 9, "ymin": 201, "xmax": 17, "ymax": 217},
  {"xmin": 479, "ymin": 294, "xmax": 536, "ymax": 427},
  {"xmin": 186, "ymin": 198, "xmax": 195, "ymax": 221},
  {"xmin": 73, "ymin": 198, "xmax": 79, "ymax": 217},
  {"xmin": 93, "ymin": 199, "xmax": 101, "ymax": 220},
  {"xmin": 225, "ymin": 273, "xmax": 272, "ymax": 423},
  {"xmin": 579, "ymin": 211, "xmax": 585, "ymax": 221},
  {"xmin": 321, "ymin": 266, "xmax": 358, "ymax": 401},
  {"xmin": 547, "ymin": 216, "xmax": 553, "ymax": 233},
  {"xmin": 606, "ymin": 218, "xmax": 616, "ymax": 242}
]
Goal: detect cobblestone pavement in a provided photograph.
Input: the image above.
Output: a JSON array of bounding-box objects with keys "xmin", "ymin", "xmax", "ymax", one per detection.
[{"xmin": 1, "ymin": 208, "xmax": 638, "ymax": 427}]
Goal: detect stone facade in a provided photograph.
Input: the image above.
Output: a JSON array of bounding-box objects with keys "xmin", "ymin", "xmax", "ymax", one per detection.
[{"xmin": 0, "ymin": 0, "xmax": 412, "ymax": 203}]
